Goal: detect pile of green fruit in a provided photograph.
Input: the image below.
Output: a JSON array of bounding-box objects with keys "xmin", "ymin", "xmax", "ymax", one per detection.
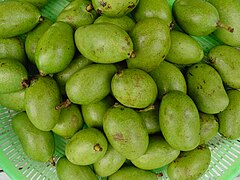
[{"xmin": 0, "ymin": 0, "xmax": 240, "ymax": 179}]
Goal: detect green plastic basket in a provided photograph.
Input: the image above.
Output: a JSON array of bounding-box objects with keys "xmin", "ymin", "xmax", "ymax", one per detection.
[{"xmin": 0, "ymin": 0, "xmax": 240, "ymax": 179}]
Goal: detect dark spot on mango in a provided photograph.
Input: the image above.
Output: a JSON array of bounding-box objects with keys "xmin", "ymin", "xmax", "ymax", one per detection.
[
  {"xmin": 99, "ymin": 0, "xmax": 107, "ymax": 7},
  {"xmin": 96, "ymin": 9, "xmax": 102, "ymax": 14},
  {"xmin": 128, "ymin": 4, "xmax": 135, "ymax": 9},
  {"xmin": 113, "ymin": 133, "xmax": 127, "ymax": 142}
]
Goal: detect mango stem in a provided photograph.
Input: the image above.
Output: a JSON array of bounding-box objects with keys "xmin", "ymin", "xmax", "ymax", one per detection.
[
  {"xmin": 86, "ymin": 3, "xmax": 94, "ymax": 12},
  {"xmin": 55, "ymin": 99, "xmax": 71, "ymax": 110},
  {"xmin": 216, "ymin": 21, "xmax": 234, "ymax": 33},
  {"xmin": 138, "ymin": 104, "xmax": 155, "ymax": 112},
  {"xmin": 49, "ymin": 157, "xmax": 55, "ymax": 166}
]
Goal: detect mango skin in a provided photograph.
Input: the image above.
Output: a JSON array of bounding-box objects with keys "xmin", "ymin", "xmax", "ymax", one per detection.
[
  {"xmin": 186, "ymin": 63, "xmax": 229, "ymax": 114},
  {"xmin": 132, "ymin": 0, "xmax": 172, "ymax": 26},
  {"xmin": 0, "ymin": 1, "xmax": 41, "ymax": 38},
  {"xmin": 217, "ymin": 90, "xmax": 240, "ymax": 140},
  {"xmin": 0, "ymin": 89, "xmax": 25, "ymax": 112},
  {"xmin": 35, "ymin": 21, "xmax": 75, "ymax": 75},
  {"xmin": 159, "ymin": 90, "xmax": 200, "ymax": 151},
  {"xmin": 111, "ymin": 68, "xmax": 158, "ymax": 109},
  {"xmin": 108, "ymin": 166, "xmax": 157, "ymax": 180},
  {"xmin": 103, "ymin": 105, "xmax": 149, "ymax": 160},
  {"xmin": 52, "ymin": 104, "xmax": 84, "ymax": 139},
  {"xmin": 92, "ymin": 0, "xmax": 139, "ymax": 17},
  {"xmin": 75, "ymin": 23, "xmax": 133, "ymax": 63},
  {"xmin": 0, "ymin": 37, "xmax": 26, "ymax": 64},
  {"xmin": 208, "ymin": 45, "xmax": 240, "ymax": 89},
  {"xmin": 127, "ymin": 18, "xmax": 171, "ymax": 72},
  {"xmin": 166, "ymin": 30, "xmax": 204, "ymax": 64},
  {"xmin": 57, "ymin": 0, "xmax": 97, "ymax": 30},
  {"xmin": 25, "ymin": 18, "xmax": 53, "ymax": 64},
  {"xmin": 167, "ymin": 145, "xmax": 211, "ymax": 180},
  {"xmin": 149, "ymin": 61, "xmax": 187, "ymax": 99},
  {"xmin": 65, "ymin": 128, "xmax": 108, "ymax": 165},
  {"xmin": 209, "ymin": 0, "xmax": 240, "ymax": 46},
  {"xmin": 66, "ymin": 64, "xmax": 117, "ymax": 105},
  {"xmin": 18, "ymin": 0, "xmax": 49, "ymax": 8},
  {"xmin": 56, "ymin": 156, "xmax": 98, "ymax": 180},
  {"xmin": 0, "ymin": 58, "xmax": 28, "ymax": 94},
  {"xmin": 12, "ymin": 112, "xmax": 54, "ymax": 162},
  {"xmin": 25, "ymin": 76, "xmax": 61, "ymax": 131},
  {"xmin": 93, "ymin": 144, "xmax": 126, "ymax": 177},
  {"xmin": 131, "ymin": 135, "xmax": 180, "ymax": 170}
]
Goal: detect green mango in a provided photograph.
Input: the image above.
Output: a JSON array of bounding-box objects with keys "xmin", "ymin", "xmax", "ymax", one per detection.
[
  {"xmin": 92, "ymin": 0, "xmax": 139, "ymax": 17},
  {"xmin": 132, "ymin": 0, "xmax": 172, "ymax": 26},
  {"xmin": 208, "ymin": 0, "xmax": 240, "ymax": 46},
  {"xmin": 111, "ymin": 68, "xmax": 158, "ymax": 109},
  {"xmin": 103, "ymin": 105, "xmax": 149, "ymax": 160},
  {"xmin": 75, "ymin": 23, "xmax": 133, "ymax": 63},
  {"xmin": 127, "ymin": 18, "xmax": 170, "ymax": 72},
  {"xmin": 149, "ymin": 61, "xmax": 187, "ymax": 99},
  {"xmin": 159, "ymin": 91, "xmax": 200, "ymax": 151},
  {"xmin": 0, "ymin": 37, "xmax": 26, "ymax": 64},
  {"xmin": 54, "ymin": 55, "xmax": 92, "ymax": 95},
  {"xmin": 16, "ymin": 0, "xmax": 49, "ymax": 8},
  {"xmin": 65, "ymin": 127, "xmax": 108, "ymax": 165},
  {"xmin": 166, "ymin": 30, "xmax": 204, "ymax": 64},
  {"xmin": 108, "ymin": 166, "xmax": 157, "ymax": 180},
  {"xmin": 173, "ymin": 0, "xmax": 222, "ymax": 36},
  {"xmin": 186, "ymin": 63, "xmax": 229, "ymax": 114},
  {"xmin": 93, "ymin": 144, "xmax": 126, "ymax": 177},
  {"xmin": 35, "ymin": 21, "xmax": 75, "ymax": 75},
  {"xmin": 199, "ymin": 112, "xmax": 218, "ymax": 144},
  {"xmin": 52, "ymin": 104, "xmax": 84, "ymax": 139},
  {"xmin": 66, "ymin": 64, "xmax": 117, "ymax": 105},
  {"xmin": 0, "ymin": 58, "xmax": 28, "ymax": 94},
  {"xmin": 208, "ymin": 45, "xmax": 240, "ymax": 89},
  {"xmin": 0, "ymin": 89, "xmax": 25, "ymax": 112},
  {"xmin": 12, "ymin": 112, "xmax": 54, "ymax": 162},
  {"xmin": 25, "ymin": 76, "xmax": 61, "ymax": 131},
  {"xmin": 25, "ymin": 18, "xmax": 53, "ymax": 64},
  {"xmin": 81, "ymin": 95, "xmax": 114, "ymax": 129},
  {"xmin": 94, "ymin": 15, "xmax": 136, "ymax": 32},
  {"xmin": 0, "ymin": 1, "xmax": 41, "ymax": 38},
  {"xmin": 57, "ymin": 0, "xmax": 97, "ymax": 30},
  {"xmin": 56, "ymin": 156, "xmax": 98, "ymax": 180},
  {"xmin": 217, "ymin": 90, "xmax": 240, "ymax": 140},
  {"xmin": 131, "ymin": 135, "xmax": 180, "ymax": 170},
  {"xmin": 137, "ymin": 102, "xmax": 160, "ymax": 134},
  {"xmin": 167, "ymin": 145, "xmax": 211, "ymax": 180}
]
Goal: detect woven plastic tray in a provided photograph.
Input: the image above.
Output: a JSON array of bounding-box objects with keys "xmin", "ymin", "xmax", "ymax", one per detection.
[{"xmin": 0, "ymin": 0, "xmax": 240, "ymax": 179}]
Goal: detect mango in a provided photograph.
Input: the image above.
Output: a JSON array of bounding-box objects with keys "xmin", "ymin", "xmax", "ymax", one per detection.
[
  {"xmin": 149, "ymin": 61, "xmax": 187, "ymax": 99},
  {"xmin": 159, "ymin": 90, "xmax": 200, "ymax": 151},
  {"xmin": 65, "ymin": 127, "xmax": 108, "ymax": 165},
  {"xmin": 103, "ymin": 105, "xmax": 149, "ymax": 160},
  {"xmin": 0, "ymin": 1, "xmax": 41, "ymax": 38},
  {"xmin": 75, "ymin": 23, "xmax": 133, "ymax": 63},
  {"xmin": 127, "ymin": 18, "xmax": 170, "ymax": 72},
  {"xmin": 52, "ymin": 104, "xmax": 84, "ymax": 139},
  {"xmin": 0, "ymin": 37, "xmax": 26, "ymax": 64},
  {"xmin": 131, "ymin": 135, "xmax": 180, "ymax": 170},
  {"xmin": 217, "ymin": 90, "xmax": 240, "ymax": 139},
  {"xmin": 186, "ymin": 63, "xmax": 229, "ymax": 114},
  {"xmin": 25, "ymin": 76, "xmax": 61, "ymax": 131},
  {"xmin": 81, "ymin": 95, "xmax": 114, "ymax": 129},
  {"xmin": 56, "ymin": 156, "xmax": 97, "ymax": 180},
  {"xmin": 57, "ymin": 0, "xmax": 97, "ymax": 29},
  {"xmin": 208, "ymin": 45, "xmax": 240, "ymax": 89},
  {"xmin": 93, "ymin": 144, "xmax": 126, "ymax": 177},
  {"xmin": 12, "ymin": 112, "xmax": 54, "ymax": 162},
  {"xmin": 66, "ymin": 64, "xmax": 117, "ymax": 105},
  {"xmin": 167, "ymin": 145, "xmax": 211, "ymax": 180},
  {"xmin": 35, "ymin": 21, "xmax": 75, "ymax": 75},
  {"xmin": 25, "ymin": 18, "xmax": 53, "ymax": 64},
  {"xmin": 92, "ymin": 0, "xmax": 139, "ymax": 17},
  {"xmin": 0, "ymin": 58, "xmax": 28, "ymax": 94},
  {"xmin": 0, "ymin": 89, "xmax": 25, "ymax": 112},
  {"xmin": 111, "ymin": 68, "xmax": 158, "ymax": 109},
  {"xmin": 166, "ymin": 30, "xmax": 204, "ymax": 64},
  {"xmin": 208, "ymin": 0, "xmax": 240, "ymax": 46},
  {"xmin": 108, "ymin": 166, "xmax": 157, "ymax": 180},
  {"xmin": 132, "ymin": 0, "xmax": 172, "ymax": 26},
  {"xmin": 18, "ymin": 0, "xmax": 49, "ymax": 8}
]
